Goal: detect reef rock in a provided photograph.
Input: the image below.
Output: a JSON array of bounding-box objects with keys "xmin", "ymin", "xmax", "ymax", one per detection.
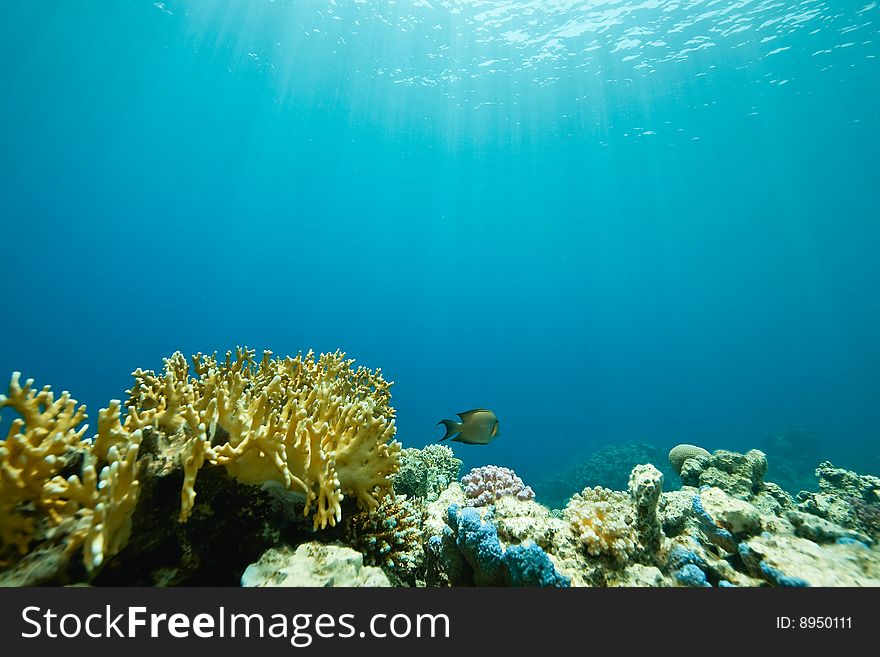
[
  {"xmin": 679, "ymin": 449, "xmax": 768, "ymax": 500},
  {"xmin": 491, "ymin": 495, "xmax": 571, "ymax": 554},
  {"xmin": 815, "ymin": 461, "xmax": 880, "ymax": 500},
  {"xmin": 738, "ymin": 534, "xmax": 880, "ymax": 587},
  {"xmin": 784, "ymin": 510, "xmax": 872, "ymax": 545},
  {"xmin": 699, "ymin": 487, "xmax": 761, "ymax": 536},
  {"xmin": 659, "ymin": 488, "xmax": 697, "ymax": 537},
  {"xmin": 241, "ymin": 543, "xmax": 392, "ymax": 587},
  {"xmin": 609, "ymin": 564, "xmax": 666, "ymax": 587},
  {"xmin": 797, "ymin": 462, "xmax": 880, "ymax": 541},
  {"xmin": 628, "ymin": 463, "xmax": 665, "ymax": 557}
]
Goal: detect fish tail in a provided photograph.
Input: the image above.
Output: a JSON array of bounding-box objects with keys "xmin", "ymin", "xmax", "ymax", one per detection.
[{"xmin": 436, "ymin": 419, "xmax": 461, "ymax": 442}]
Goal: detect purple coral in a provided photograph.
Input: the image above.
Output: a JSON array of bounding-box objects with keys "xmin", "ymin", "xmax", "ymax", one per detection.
[{"xmin": 461, "ymin": 465, "xmax": 535, "ymax": 507}]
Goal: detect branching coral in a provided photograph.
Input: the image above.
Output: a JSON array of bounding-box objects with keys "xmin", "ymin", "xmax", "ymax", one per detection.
[
  {"xmin": 125, "ymin": 348, "xmax": 401, "ymax": 529},
  {"xmin": 1, "ymin": 346, "xmax": 400, "ymax": 583},
  {"xmin": 0, "ymin": 373, "xmax": 142, "ymax": 573},
  {"xmin": 564, "ymin": 487, "xmax": 636, "ymax": 564},
  {"xmin": 0, "ymin": 372, "xmax": 88, "ymax": 557}
]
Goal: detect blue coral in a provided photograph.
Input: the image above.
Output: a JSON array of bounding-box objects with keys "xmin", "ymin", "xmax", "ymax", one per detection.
[
  {"xmin": 737, "ymin": 543, "xmax": 809, "ymax": 587},
  {"xmin": 674, "ymin": 564, "xmax": 710, "ymax": 587},
  {"xmin": 666, "ymin": 545, "xmax": 709, "ymax": 572},
  {"xmin": 759, "ymin": 562, "xmax": 809, "ymax": 587},
  {"xmin": 503, "ymin": 543, "xmax": 570, "ymax": 587},
  {"xmin": 446, "ymin": 504, "xmax": 506, "ymax": 586},
  {"xmin": 444, "ymin": 504, "xmax": 569, "ymax": 587},
  {"xmin": 693, "ymin": 492, "xmax": 738, "ymax": 552}
]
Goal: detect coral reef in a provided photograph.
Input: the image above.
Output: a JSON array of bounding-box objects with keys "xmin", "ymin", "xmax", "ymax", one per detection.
[
  {"xmin": 438, "ymin": 504, "xmax": 569, "ymax": 587},
  {"xmin": 564, "ymin": 487, "xmax": 636, "ymax": 564},
  {"xmin": 461, "ymin": 465, "xmax": 534, "ymax": 507},
  {"xmin": 699, "ymin": 487, "xmax": 761, "ymax": 536},
  {"xmin": 658, "ymin": 489, "xmax": 695, "ymax": 537},
  {"xmin": 668, "ymin": 443, "xmax": 710, "ymax": 474},
  {"xmin": 679, "ymin": 449, "xmax": 768, "ymax": 500},
  {"xmin": 784, "ymin": 509, "xmax": 871, "ymax": 545},
  {"xmin": 503, "ymin": 543, "xmax": 571, "ymax": 587},
  {"xmin": 3, "ymin": 350, "xmax": 880, "ymax": 589},
  {"xmin": 562, "ymin": 463, "xmax": 669, "ymax": 569},
  {"xmin": 392, "ymin": 444, "xmax": 461, "ymax": 502},
  {"xmin": 628, "ymin": 464, "xmax": 664, "ymax": 557},
  {"xmin": 241, "ymin": 542, "xmax": 391, "ymax": 587},
  {"xmin": 1, "ymin": 347, "xmax": 402, "ymax": 585},
  {"xmin": 126, "ymin": 348, "xmax": 401, "ymax": 530},
  {"xmin": 674, "ymin": 563, "xmax": 710, "ymax": 587},
  {"xmin": 443, "ymin": 504, "xmax": 506, "ymax": 586},
  {"xmin": 815, "ymin": 461, "xmax": 880, "ymax": 500},
  {"xmin": 847, "ymin": 497, "xmax": 880, "ymax": 542},
  {"xmin": 796, "ymin": 462, "xmax": 880, "ymax": 541},
  {"xmin": 692, "ymin": 490, "xmax": 739, "ymax": 553},
  {"xmin": 0, "ymin": 373, "xmax": 142, "ymax": 582},
  {"xmin": 534, "ymin": 441, "xmax": 672, "ymax": 508},
  {"xmin": 343, "ymin": 493, "xmax": 423, "ymax": 584}
]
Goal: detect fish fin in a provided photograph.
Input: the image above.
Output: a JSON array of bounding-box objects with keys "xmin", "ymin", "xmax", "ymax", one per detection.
[
  {"xmin": 456, "ymin": 409, "xmax": 492, "ymax": 421},
  {"xmin": 489, "ymin": 421, "xmax": 499, "ymax": 438},
  {"xmin": 436, "ymin": 419, "xmax": 461, "ymax": 442}
]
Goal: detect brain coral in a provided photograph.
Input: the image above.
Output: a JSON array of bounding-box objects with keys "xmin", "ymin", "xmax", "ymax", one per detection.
[
  {"xmin": 668, "ymin": 444, "xmax": 710, "ymax": 474},
  {"xmin": 564, "ymin": 487, "xmax": 636, "ymax": 564},
  {"xmin": 125, "ymin": 347, "xmax": 401, "ymax": 529}
]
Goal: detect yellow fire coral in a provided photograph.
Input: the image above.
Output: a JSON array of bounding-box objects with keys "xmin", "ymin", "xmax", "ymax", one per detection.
[
  {"xmin": 0, "ymin": 373, "xmax": 141, "ymax": 572},
  {"xmin": 124, "ymin": 347, "xmax": 401, "ymax": 529},
  {"xmin": 564, "ymin": 487, "xmax": 636, "ymax": 564},
  {"xmin": 1, "ymin": 346, "xmax": 400, "ymax": 580}
]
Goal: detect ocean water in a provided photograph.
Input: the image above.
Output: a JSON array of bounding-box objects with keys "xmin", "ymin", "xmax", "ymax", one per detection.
[{"xmin": 1, "ymin": 0, "xmax": 878, "ymax": 493}]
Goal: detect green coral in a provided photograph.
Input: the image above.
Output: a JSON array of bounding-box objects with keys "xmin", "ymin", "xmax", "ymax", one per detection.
[{"xmin": 392, "ymin": 445, "xmax": 461, "ymax": 502}]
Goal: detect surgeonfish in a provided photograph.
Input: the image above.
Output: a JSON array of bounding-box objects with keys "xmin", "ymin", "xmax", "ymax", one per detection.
[{"xmin": 436, "ymin": 409, "xmax": 500, "ymax": 445}]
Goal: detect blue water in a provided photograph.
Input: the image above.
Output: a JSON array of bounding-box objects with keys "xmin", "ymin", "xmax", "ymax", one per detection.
[{"xmin": 1, "ymin": 1, "xmax": 878, "ymax": 485}]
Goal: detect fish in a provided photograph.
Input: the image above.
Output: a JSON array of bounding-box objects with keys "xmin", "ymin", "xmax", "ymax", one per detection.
[{"xmin": 436, "ymin": 409, "xmax": 500, "ymax": 445}]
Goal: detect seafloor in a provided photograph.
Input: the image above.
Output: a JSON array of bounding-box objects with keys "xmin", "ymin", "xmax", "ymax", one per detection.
[{"xmin": 1, "ymin": 347, "xmax": 877, "ymax": 587}]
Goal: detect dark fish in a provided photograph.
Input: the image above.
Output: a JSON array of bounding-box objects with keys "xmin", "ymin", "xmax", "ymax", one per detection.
[{"xmin": 436, "ymin": 409, "xmax": 500, "ymax": 445}]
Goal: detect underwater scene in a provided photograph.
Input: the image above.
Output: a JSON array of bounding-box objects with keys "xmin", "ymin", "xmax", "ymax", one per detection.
[{"xmin": 0, "ymin": 0, "xmax": 878, "ymax": 587}]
